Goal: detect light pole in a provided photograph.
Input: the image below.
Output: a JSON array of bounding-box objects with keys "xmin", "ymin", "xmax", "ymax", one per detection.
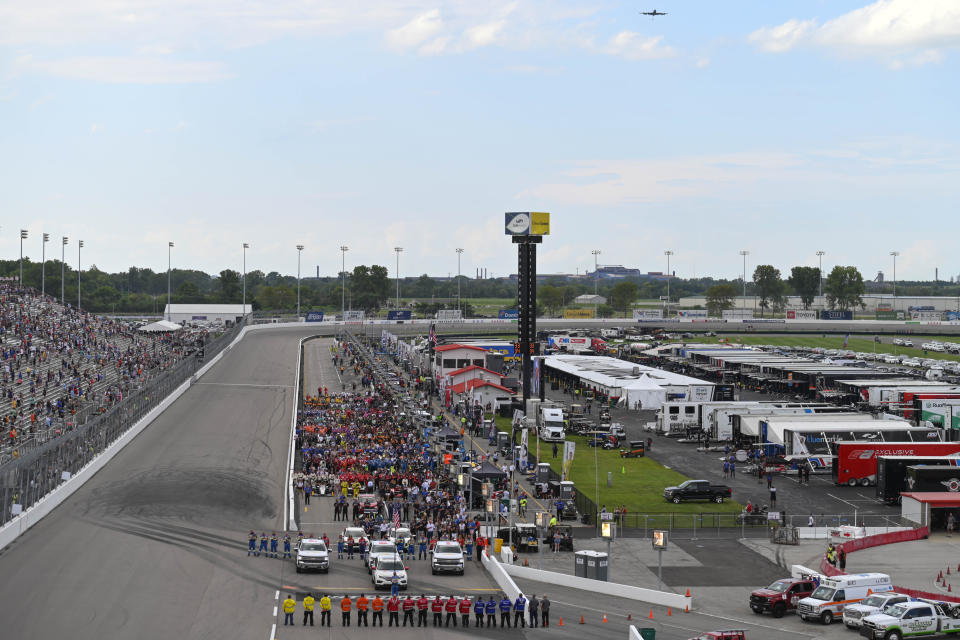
[
  {"xmin": 394, "ymin": 247, "xmax": 403, "ymax": 311},
  {"xmin": 41, "ymin": 233, "xmax": 49, "ymax": 297},
  {"xmin": 592, "ymin": 249, "xmax": 601, "ymax": 315},
  {"xmin": 340, "ymin": 245, "xmax": 348, "ymax": 319},
  {"xmin": 167, "ymin": 241, "xmax": 174, "ymax": 321},
  {"xmin": 890, "ymin": 251, "xmax": 899, "ymax": 310},
  {"xmin": 296, "ymin": 244, "xmax": 304, "ymax": 318},
  {"xmin": 739, "ymin": 250, "xmax": 749, "ymax": 310},
  {"xmin": 19, "ymin": 229, "xmax": 28, "ymax": 287},
  {"xmin": 456, "ymin": 248, "xmax": 464, "ymax": 315},
  {"xmin": 816, "ymin": 250, "xmax": 825, "ymax": 303},
  {"xmin": 664, "ymin": 250, "xmax": 673, "ymax": 310},
  {"xmin": 77, "ymin": 240, "xmax": 84, "ymax": 311},
  {"xmin": 61, "ymin": 237, "xmax": 68, "ymax": 305},
  {"xmin": 242, "ymin": 243, "xmax": 249, "ymax": 314}
]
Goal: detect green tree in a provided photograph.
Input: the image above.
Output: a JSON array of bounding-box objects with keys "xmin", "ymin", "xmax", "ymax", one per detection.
[
  {"xmin": 608, "ymin": 281, "xmax": 639, "ymax": 316},
  {"xmin": 175, "ymin": 281, "xmax": 203, "ymax": 303},
  {"xmin": 538, "ymin": 284, "xmax": 563, "ymax": 315},
  {"xmin": 705, "ymin": 283, "xmax": 736, "ymax": 317},
  {"xmin": 752, "ymin": 265, "xmax": 785, "ymax": 317},
  {"xmin": 216, "ymin": 269, "xmax": 242, "ymax": 303},
  {"xmin": 788, "ymin": 266, "xmax": 821, "ymax": 309},
  {"xmin": 824, "ymin": 266, "xmax": 866, "ymax": 310}
]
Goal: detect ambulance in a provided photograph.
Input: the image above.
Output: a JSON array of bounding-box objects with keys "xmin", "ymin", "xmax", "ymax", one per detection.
[{"xmin": 796, "ymin": 573, "xmax": 892, "ymax": 625}]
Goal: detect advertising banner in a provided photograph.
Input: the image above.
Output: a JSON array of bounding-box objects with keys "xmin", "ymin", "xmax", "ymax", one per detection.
[
  {"xmin": 722, "ymin": 310, "xmax": 754, "ymax": 320},
  {"xmin": 787, "ymin": 310, "xmax": 818, "ymax": 320},
  {"xmin": 305, "ymin": 311, "xmax": 325, "ymax": 322},
  {"xmin": 633, "ymin": 309, "xmax": 663, "ymax": 320},
  {"xmin": 343, "ymin": 310, "xmax": 365, "ymax": 322},
  {"xmin": 387, "ymin": 310, "xmax": 412, "ymax": 320},
  {"xmin": 562, "ymin": 441, "xmax": 576, "ymax": 481},
  {"xmin": 920, "ymin": 399, "xmax": 960, "ymax": 430},
  {"xmin": 498, "ymin": 309, "xmax": 519, "ymax": 319},
  {"xmin": 563, "ymin": 308, "xmax": 595, "ymax": 319},
  {"xmin": 876, "ymin": 311, "xmax": 905, "ymax": 320},
  {"xmin": 948, "ymin": 311, "xmax": 960, "ymax": 322},
  {"xmin": 436, "ymin": 309, "xmax": 463, "ymax": 322},
  {"xmin": 504, "ymin": 211, "xmax": 551, "ymax": 235},
  {"xmin": 911, "ymin": 311, "xmax": 943, "ymax": 321},
  {"xmin": 677, "ymin": 310, "xmax": 708, "ymax": 318},
  {"xmin": 820, "ymin": 310, "xmax": 853, "ymax": 320}
]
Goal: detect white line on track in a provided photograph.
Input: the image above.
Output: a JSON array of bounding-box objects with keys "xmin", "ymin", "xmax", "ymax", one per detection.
[
  {"xmin": 272, "ymin": 606, "xmax": 277, "ymax": 616},
  {"xmin": 274, "ymin": 590, "xmax": 279, "ymax": 600},
  {"xmin": 268, "ymin": 622, "xmax": 275, "ymax": 640}
]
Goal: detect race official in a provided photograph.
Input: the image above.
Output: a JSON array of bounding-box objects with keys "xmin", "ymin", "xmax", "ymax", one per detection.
[
  {"xmin": 340, "ymin": 594, "xmax": 352, "ymax": 626},
  {"xmin": 371, "ymin": 595, "xmax": 384, "ymax": 626},
  {"xmin": 513, "ymin": 593, "xmax": 527, "ymax": 627},
  {"xmin": 387, "ymin": 595, "xmax": 401, "ymax": 627},
  {"xmin": 485, "ymin": 595, "xmax": 498, "ymax": 627},
  {"xmin": 302, "ymin": 593, "xmax": 315, "ymax": 626},
  {"xmin": 402, "ymin": 595, "xmax": 416, "ymax": 626},
  {"xmin": 356, "ymin": 593, "xmax": 369, "ymax": 626},
  {"xmin": 459, "ymin": 595, "xmax": 471, "ymax": 627},
  {"xmin": 445, "ymin": 595, "xmax": 458, "ymax": 627},
  {"xmin": 474, "ymin": 595, "xmax": 486, "ymax": 627},
  {"xmin": 416, "ymin": 594, "xmax": 429, "ymax": 627},
  {"xmin": 528, "ymin": 593, "xmax": 539, "ymax": 627},
  {"xmin": 431, "ymin": 595, "xmax": 444, "ymax": 626},
  {"xmin": 282, "ymin": 595, "xmax": 296, "ymax": 626},
  {"xmin": 499, "ymin": 594, "xmax": 513, "ymax": 627},
  {"xmin": 319, "ymin": 594, "xmax": 332, "ymax": 627},
  {"xmin": 541, "ymin": 594, "xmax": 551, "ymax": 627}
]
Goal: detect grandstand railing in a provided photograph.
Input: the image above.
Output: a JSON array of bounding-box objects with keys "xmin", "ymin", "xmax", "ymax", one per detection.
[{"xmin": 0, "ymin": 319, "xmax": 246, "ymax": 527}]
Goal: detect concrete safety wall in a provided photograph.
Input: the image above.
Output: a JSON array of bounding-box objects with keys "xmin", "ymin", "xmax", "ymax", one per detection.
[
  {"xmin": 501, "ymin": 562, "xmax": 692, "ymax": 610},
  {"xmin": 481, "ymin": 551, "xmax": 521, "ymax": 602}
]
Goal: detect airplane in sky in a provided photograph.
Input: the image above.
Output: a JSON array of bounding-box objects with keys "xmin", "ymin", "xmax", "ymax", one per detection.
[{"xmin": 641, "ymin": 9, "xmax": 667, "ymax": 16}]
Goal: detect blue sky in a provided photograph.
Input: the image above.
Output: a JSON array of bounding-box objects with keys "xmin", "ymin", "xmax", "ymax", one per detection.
[{"xmin": 1, "ymin": 0, "xmax": 958, "ymax": 282}]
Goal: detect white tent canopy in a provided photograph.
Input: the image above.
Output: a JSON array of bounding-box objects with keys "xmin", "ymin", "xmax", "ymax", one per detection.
[{"xmin": 138, "ymin": 320, "xmax": 183, "ymax": 333}]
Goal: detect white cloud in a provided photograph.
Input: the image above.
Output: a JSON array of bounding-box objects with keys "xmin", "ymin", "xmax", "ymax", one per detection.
[
  {"xmin": 90, "ymin": 123, "xmax": 101, "ymax": 134},
  {"xmin": 602, "ymin": 31, "xmax": 674, "ymax": 60},
  {"xmin": 749, "ymin": 0, "xmax": 960, "ymax": 64},
  {"xmin": 385, "ymin": 9, "xmax": 443, "ymax": 50},
  {"xmin": 14, "ymin": 56, "xmax": 233, "ymax": 84}
]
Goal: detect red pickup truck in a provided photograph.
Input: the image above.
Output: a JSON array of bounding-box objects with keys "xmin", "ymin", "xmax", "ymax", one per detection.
[
  {"xmin": 689, "ymin": 631, "xmax": 746, "ymax": 640},
  {"xmin": 749, "ymin": 577, "xmax": 817, "ymax": 618}
]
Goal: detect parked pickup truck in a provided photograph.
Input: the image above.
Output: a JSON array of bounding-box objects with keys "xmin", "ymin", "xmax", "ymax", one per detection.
[
  {"xmin": 860, "ymin": 600, "xmax": 960, "ymax": 640},
  {"xmin": 749, "ymin": 577, "xmax": 817, "ymax": 618},
  {"xmin": 688, "ymin": 631, "xmax": 745, "ymax": 640},
  {"xmin": 664, "ymin": 480, "xmax": 732, "ymax": 504},
  {"xmin": 843, "ymin": 592, "xmax": 910, "ymax": 629}
]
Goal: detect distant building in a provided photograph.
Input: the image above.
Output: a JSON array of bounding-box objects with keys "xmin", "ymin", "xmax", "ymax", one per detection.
[
  {"xmin": 573, "ymin": 294, "xmax": 607, "ymax": 305},
  {"xmin": 163, "ymin": 304, "xmax": 251, "ymax": 324}
]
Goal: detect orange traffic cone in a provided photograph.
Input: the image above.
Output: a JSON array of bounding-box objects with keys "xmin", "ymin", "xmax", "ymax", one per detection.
[
  {"xmin": 685, "ymin": 605, "xmax": 690, "ymax": 613},
  {"xmin": 950, "ymin": 584, "xmax": 953, "ymax": 593},
  {"xmin": 686, "ymin": 588, "xmax": 691, "ymax": 597},
  {"xmin": 602, "ymin": 614, "xmax": 607, "ymax": 623},
  {"xmin": 523, "ymin": 558, "xmax": 529, "ymax": 567},
  {"xmin": 558, "ymin": 618, "xmax": 564, "ymax": 627},
  {"xmin": 668, "ymin": 608, "xmax": 672, "ymax": 616},
  {"xmin": 627, "ymin": 614, "xmax": 632, "ymax": 621},
  {"xmin": 949, "ymin": 567, "xmax": 953, "ymax": 575},
  {"xmin": 579, "ymin": 615, "xmax": 584, "ymax": 625},
  {"xmin": 649, "ymin": 610, "xmax": 654, "ymax": 619}
]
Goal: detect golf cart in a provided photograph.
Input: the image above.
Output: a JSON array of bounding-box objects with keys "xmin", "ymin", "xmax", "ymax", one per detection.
[{"xmin": 620, "ymin": 440, "xmax": 646, "ymax": 458}]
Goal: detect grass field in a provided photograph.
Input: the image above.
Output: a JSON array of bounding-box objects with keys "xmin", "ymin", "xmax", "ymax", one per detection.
[
  {"xmin": 492, "ymin": 416, "xmax": 742, "ymax": 517},
  {"xmin": 686, "ymin": 334, "xmax": 960, "ymax": 363}
]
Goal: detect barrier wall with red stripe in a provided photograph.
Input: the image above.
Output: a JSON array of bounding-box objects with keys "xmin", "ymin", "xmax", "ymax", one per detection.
[{"xmin": 816, "ymin": 526, "xmax": 960, "ymax": 603}]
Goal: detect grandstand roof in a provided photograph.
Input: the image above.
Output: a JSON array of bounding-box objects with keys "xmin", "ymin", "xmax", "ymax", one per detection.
[{"xmin": 138, "ymin": 320, "xmax": 183, "ymax": 332}]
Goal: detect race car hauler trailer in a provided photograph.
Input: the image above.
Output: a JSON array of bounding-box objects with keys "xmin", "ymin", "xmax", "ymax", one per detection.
[
  {"xmin": 832, "ymin": 441, "xmax": 960, "ymax": 487},
  {"xmin": 877, "ymin": 456, "xmax": 960, "ymax": 504},
  {"xmin": 904, "ymin": 464, "xmax": 960, "ymax": 493}
]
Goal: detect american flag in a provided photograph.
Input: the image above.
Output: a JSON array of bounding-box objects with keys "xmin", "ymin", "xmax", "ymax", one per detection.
[
  {"xmin": 393, "ymin": 504, "xmax": 400, "ymax": 531},
  {"xmin": 429, "ymin": 323, "xmax": 437, "ymax": 347}
]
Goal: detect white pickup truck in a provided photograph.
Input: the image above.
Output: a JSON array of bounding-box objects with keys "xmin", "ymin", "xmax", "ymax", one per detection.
[{"xmin": 860, "ymin": 600, "xmax": 960, "ymax": 640}]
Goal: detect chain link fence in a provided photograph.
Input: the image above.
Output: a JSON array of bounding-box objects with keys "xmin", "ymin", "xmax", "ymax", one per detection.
[{"xmin": 0, "ymin": 321, "xmax": 246, "ymax": 527}]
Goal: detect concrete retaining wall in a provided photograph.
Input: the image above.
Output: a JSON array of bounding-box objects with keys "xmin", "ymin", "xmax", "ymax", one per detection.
[
  {"xmin": 481, "ymin": 551, "xmax": 521, "ymax": 601},
  {"xmin": 501, "ymin": 563, "xmax": 692, "ymax": 610}
]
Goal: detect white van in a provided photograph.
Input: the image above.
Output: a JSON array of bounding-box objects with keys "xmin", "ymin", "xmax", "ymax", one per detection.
[{"xmin": 797, "ymin": 573, "xmax": 892, "ymax": 625}]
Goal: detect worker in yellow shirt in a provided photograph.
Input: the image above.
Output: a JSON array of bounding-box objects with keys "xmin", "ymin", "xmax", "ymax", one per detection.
[
  {"xmin": 319, "ymin": 594, "xmax": 332, "ymax": 627},
  {"xmin": 303, "ymin": 593, "xmax": 315, "ymax": 626},
  {"xmin": 282, "ymin": 594, "xmax": 296, "ymax": 626}
]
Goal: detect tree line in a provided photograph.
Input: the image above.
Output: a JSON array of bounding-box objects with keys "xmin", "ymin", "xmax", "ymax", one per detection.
[{"xmin": 705, "ymin": 265, "xmax": 867, "ymax": 316}]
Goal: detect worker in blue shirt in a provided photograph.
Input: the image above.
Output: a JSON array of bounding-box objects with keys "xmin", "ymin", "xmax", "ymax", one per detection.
[
  {"xmin": 248, "ymin": 530, "xmax": 257, "ymax": 556},
  {"xmin": 337, "ymin": 535, "xmax": 344, "ymax": 559},
  {"xmin": 270, "ymin": 532, "xmax": 279, "ymax": 558},
  {"xmin": 406, "ymin": 539, "xmax": 415, "ymax": 561},
  {"xmin": 396, "ymin": 539, "xmax": 405, "ymax": 557},
  {"xmin": 259, "ymin": 532, "xmax": 269, "ymax": 556},
  {"xmin": 513, "ymin": 593, "xmax": 527, "ymax": 627},
  {"xmin": 499, "ymin": 595, "xmax": 513, "ymax": 628},
  {"xmin": 473, "ymin": 596, "xmax": 486, "ymax": 627},
  {"xmin": 390, "ymin": 572, "xmax": 400, "ymax": 597},
  {"xmin": 418, "ymin": 537, "xmax": 428, "ymax": 560},
  {"xmin": 485, "ymin": 596, "xmax": 497, "ymax": 627},
  {"xmin": 282, "ymin": 533, "xmax": 292, "ymax": 559}
]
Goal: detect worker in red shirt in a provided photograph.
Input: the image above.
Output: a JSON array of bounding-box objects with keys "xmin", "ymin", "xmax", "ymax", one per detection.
[
  {"xmin": 416, "ymin": 594, "xmax": 429, "ymax": 627},
  {"xmin": 387, "ymin": 594, "xmax": 401, "ymax": 627},
  {"xmin": 445, "ymin": 594, "xmax": 458, "ymax": 627},
  {"xmin": 459, "ymin": 595, "xmax": 472, "ymax": 627},
  {"xmin": 402, "ymin": 595, "xmax": 416, "ymax": 626},
  {"xmin": 431, "ymin": 595, "xmax": 443, "ymax": 627}
]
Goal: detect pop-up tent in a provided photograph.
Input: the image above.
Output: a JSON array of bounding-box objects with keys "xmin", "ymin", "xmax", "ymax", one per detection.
[{"xmin": 138, "ymin": 320, "xmax": 183, "ymax": 332}]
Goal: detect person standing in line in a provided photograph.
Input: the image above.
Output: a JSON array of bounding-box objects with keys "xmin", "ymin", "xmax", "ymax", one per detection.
[
  {"xmin": 259, "ymin": 532, "xmax": 269, "ymax": 556},
  {"xmin": 419, "ymin": 535, "xmax": 428, "ymax": 560},
  {"xmin": 371, "ymin": 595, "xmax": 384, "ymax": 626},
  {"xmin": 283, "ymin": 533, "xmax": 292, "ymax": 559},
  {"xmin": 431, "ymin": 595, "xmax": 444, "ymax": 626},
  {"xmin": 270, "ymin": 532, "xmax": 279, "ymax": 558},
  {"xmin": 444, "ymin": 594, "xmax": 458, "ymax": 627},
  {"xmin": 769, "ymin": 485, "xmax": 777, "ymax": 508},
  {"xmin": 340, "ymin": 594, "xmax": 352, "ymax": 627},
  {"xmin": 248, "ymin": 530, "xmax": 257, "ymax": 556},
  {"xmin": 839, "ymin": 546, "xmax": 847, "ymax": 570},
  {"xmin": 319, "ymin": 594, "xmax": 332, "ymax": 627},
  {"xmin": 387, "ymin": 594, "xmax": 401, "ymax": 627},
  {"xmin": 485, "ymin": 594, "xmax": 498, "ymax": 627},
  {"xmin": 282, "ymin": 594, "xmax": 296, "ymax": 626},
  {"xmin": 402, "ymin": 595, "xmax": 416, "ymax": 626},
  {"xmin": 302, "ymin": 593, "xmax": 315, "ymax": 626},
  {"xmin": 499, "ymin": 594, "xmax": 513, "ymax": 628},
  {"xmin": 540, "ymin": 594, "xmax": 551, "ymax": 627},
  {"xmin": 459, "ymin": 595, "xmax": 472, "ymax": 627},
  {"xmin": 416, "ymin": 594, "xmax": 429, "ymax": 627},
  {"xmin": 513, "ymin": 592, "xmax": 527, "ymax": 628},
  {"xmin": 730, "ymin": 461, "xmax": 736, "ymax": 478},
  {"xmin": 474, "ymin": 595, "xmax": 486, "ymax": 627},
  {"xmin": 356, "ymin": 593, "xmax": 369, "ymax": 627},
  {"xmin": 390, "ymin": 571, "xmax": 400, "ymax": 597},
  {"xmin": 337, "ymin": 535, "xmax": 344, "ymax": 559},
  {"xmin": 304, "ymin": 483, "xmax": 311, "ymax": 505},
  {"xmin": 528, "ymin": 593, "xmax": 539, "ymax": 627}
]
